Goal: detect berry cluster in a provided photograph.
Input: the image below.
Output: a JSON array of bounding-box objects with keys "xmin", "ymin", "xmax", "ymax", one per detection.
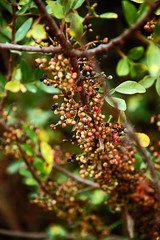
[
  {"xmin": 36, "ymin": 53, "xmax": 160, "ymax": 238},
  {"xmin": 31, "ymin": 179, "xmax": 109, "ymax": 238}
]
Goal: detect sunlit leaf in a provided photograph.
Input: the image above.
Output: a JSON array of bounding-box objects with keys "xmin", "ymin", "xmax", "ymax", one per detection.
[
  {"xmin": 115, "ymin": 81, "xmax": 146, "ymax": 94},
  {"xmin": 69, "ymin": 13, "xmax": 83, "ymax": 40},
  {"xmin": 135, "ymin": 133, "xmax": 150, "ymax": 147},
  {"xmin": 146, "ymin": 44, "xmax": 160, "ymax": 77},
  {"xmin": 27, "ymin": 24, "xmax": 47, "ymax": 40},
  {"xmin": 5, "ymin": 80, "xmax": 20, "ymax": 92},
  {"xmin": 89, "ymin": 190, "xmax": 106, "ymax": 204},
  {"xmin": 105, "ymin": 97, "xmax": 127, "ymax": 111},
  {"xmin": 116, "ymin": 58, "xmax": 130, "ymax": 76},
  {"xmin": 118, "ymin": 111, "xmax": 127, "ymax": 124},
  {"xmin": 139, "ymin": 75, "xmax": 156, "ymax": 89},
  {"xmin": 48, "ymin": 225, "xmax": 66, "ymax": 237},
  {"xmin": 25, "ymin": 178, "xmax": 38, "ymax": 186},
  {"xmin": 20, "ymin": 84, "xmax": 27, "ymax": 93},
  {"xmin": 155, "ymin": 7, "xmax": 160, "ymax": 15},
  {"xmin": 130, "ymin": 0, "xmax": 144, "ymax": 3},
  {"xmin": 40, "ymin": 141, "xmax": 54, "ymax": 173},
  {"xmin": 98, "ymin": 12, "xmax": 118, "ymax": 19}
]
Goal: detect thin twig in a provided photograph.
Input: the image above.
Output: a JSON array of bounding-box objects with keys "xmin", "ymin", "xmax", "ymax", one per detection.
[
  {"xmin": 0, "ymin": 3, "xmax": 16, "ymax": 111},
  {"xmin": 126, "ymin": 122, "xmax": 160, "ymax": 208},
  {"xmin": 17, "ymin": 143, "xmax": 54, "ymax": 197},
  {"xmin": 0, "ymin": 228, "xmax": 124, "ymax": 240},
  {"xmin": 0, "ymin": 1, "xmax": 160, "ymax": 57},
  {"xmin": 54, "ymin": 163, "xmax": 100, "ymax": 189},
  {"xmin": 0, "ymin": 229, "xmax": 48, "ymax": 239},
  {"xmin": 0, "ymin": 42, "xmax": 62, "ymax": 53}
]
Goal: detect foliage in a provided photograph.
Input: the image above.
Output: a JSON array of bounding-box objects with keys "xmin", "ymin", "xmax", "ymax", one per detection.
[{"xmin": 0, "ymin": 0, "xmax": 160, "ymax": 240}]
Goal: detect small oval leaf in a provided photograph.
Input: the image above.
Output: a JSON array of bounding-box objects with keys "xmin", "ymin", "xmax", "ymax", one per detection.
[
  {"xmin": 5, "ymin": 80, "xmax": 20, "ymax": 92},
  {"xmin": 147, "ymin": 44, "xmax": 160, "ymax": 77},
  {"xmin": 105, "ymin": 97, "xmax": 127, "ymax": 111},
  {"xmin": 99, "ymin": 12, "xmax": 118, "ymax": 19},
  {"xmin": 46, "ymin": 1, "xmax": 64, "ymax": 19},
  {"xmin": 135, "ymin": 133, "xmax": 150, "ymax": 147},
  {"xmin": 40, "ymin": 141, "xmax": 54, "ymax": 173},
  {"xmin": 116, "ymin": 58, "xmax": 130, "ymax": 76},
  {"xmin": 128, "ymin": 46, "xmax": 144, "ymax": 61},
  {"xmin": 139, "ymin": 75, "xmax": 156, "ymax": 89},
  {"xmin": 115, "ymin": 81, "xmax": 146, "ymax": 94},
  {"xmin": 15, "ymin": 18, "xmax": 33, "ymax": 42}
]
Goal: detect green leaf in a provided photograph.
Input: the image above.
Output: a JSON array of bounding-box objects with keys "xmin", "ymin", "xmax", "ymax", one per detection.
[
  {"xmin": 7, "ymin": 160, "xmax": 22, "ymax": 174},
  {"xmin": 98, "ymin": 12, "xmax": 118, "ymax": 19},
  {"xmin": 0, "ymin": 26, "xmax": 12, "ymax": 40},
  {"xmin": 16, "ymin": 4, "xmax": 29, "ymax": 15},
  {"xmin": 153, "ymin": 19, "xmax": 160, "ymax": 43},
  {"xmin": 38, "ymin": 82, "xmax": 60, "ymax": 94},
  {"xmin": 61, "ymin": 0, "xmax": 74, "ymax": 15},
  {"xmin": 155, "ymin": 77, "xmax": 160, "ymax": 96},
  {"xmin": 21, "ymin": 60, "xmax": 32, "ymax": 83},
  {"xmin": 0, "ymin": 73, "xmax": 6, "ymax": 89},
  {"xmin": 19, "ymin": 168, "xmax": 32, "ymax": 177},
  {"xmin": 46, "ymin": 1, "xmax": 64, "ymax": 19},
  {"xmin": 15, "ymin": 18, "xmax": 33, "ymax": 42},
  {"xmin": 34, "ymin": 157, "xmax": 45, "ymax": 171},
  {"xmin": 122, "ymin": 0, "xmax": 137, "ymax": 26},
  {"xmin": 5, "ymin": 80, "xmax": 20, "ymax": 93},
  {"xmin": 21, "ymin": 144, "xmax": 34, "ymax": 156},
  {"xmin": 25, "ymin": 178, "xmax": 38, "ymax": 186},
  {"xmin": 105, "ymin": 97, "xmax": 127, "ymax": 111},
  {"xmin": 72, "ymin": 0, "xmax": 85, "ymax": 9},
  {"xmin": 22, "ymin": 123, "xmax": 38, "ymax": 145},
  {"xmin": 25, "ymin": 83, "xmax": 37, "ymax": 93},
  {"xmin": 128, "ymin": 46, "xmax": 144, "ymax": 61},
  {"xmin": 89, "ymin": 190, "xmax": 106, "ymax": 204},
  {"xmin": 139, "ymin": 75, "xmax": 156, "ymax": 89},
  {"xmin": 34, "ymin": 157, "xmax": 48, "ymax": 180},
  {"xmin": 146, "ymin": 44, "xmax": 160, "ymax": 77},
  {"xmin": 69, "ymin": 13, "xmax": 83, "ymax": 40},
  {"xmin": 137, "ymin": 3, "xmax": 149, "ymax": 21},
  {"xmin": 116, "ymin": 58, "xmax": 130, "ymax": 76},
  {"xmin": 115, "ymin": 81, "xmax": 146, "ymax": 94},
  {"xmin": 0, "ymin": 0, "xmax": 12, "ymax": 13}
]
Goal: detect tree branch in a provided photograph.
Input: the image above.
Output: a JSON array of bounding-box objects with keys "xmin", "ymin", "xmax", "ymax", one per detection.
[
  {"xmin": 0, "ymin": 1, "xmax": 160, "ymax": 58},
  {"xmin": 17, "ymin": 144, "xmax": 55, "ymax": 197},
  {"xmin": 0, "ymin": 3, "xmax": 16, "ymax": 111},
  {"xmin": 0, "ymin": 229, "xmax": 48, "ymax": 239},
  {"xmin": 54, "ymin": 163, "xmax": 100, "ymax": 189},
  {"xmin": 0, "ymin": 42, "xmax": 62, "ymax": 53}
]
